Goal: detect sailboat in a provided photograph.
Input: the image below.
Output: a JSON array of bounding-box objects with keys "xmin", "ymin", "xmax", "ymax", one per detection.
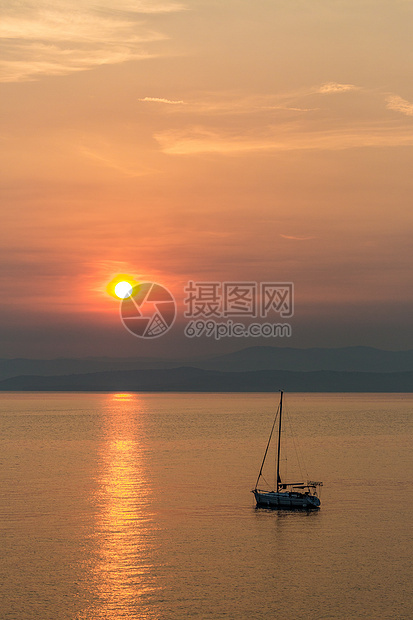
[{"xmin": 252, "ymin": 390, "xmax": 322, "ymax": 510}]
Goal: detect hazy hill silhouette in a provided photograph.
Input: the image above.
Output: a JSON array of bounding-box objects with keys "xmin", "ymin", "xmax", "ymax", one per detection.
[
  {"xmin": 0, "ymin": 346, "xmax": 412, "ymax": 382},
  {"xmin": 0, "ymin": 366, "xmax": 411, "ymax": 392},
  {"xmin": 198, "ymin": 346, "xmax": 413, "ymax": 372}
]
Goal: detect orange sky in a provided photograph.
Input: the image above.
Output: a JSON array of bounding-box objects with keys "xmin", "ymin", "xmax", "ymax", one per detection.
[{"xmin": 1, "ymin": 0, "xmax": 412, "ymax": 356}]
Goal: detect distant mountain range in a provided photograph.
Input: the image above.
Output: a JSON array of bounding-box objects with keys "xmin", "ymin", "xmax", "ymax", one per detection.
[
  {"xmin": 199, "ymin": 346, "xmax": 413, "ymax": 373},
  {"xmin": 1, "ymin": 346, "xmax": 412, "ymax": 380},
  {"xmin": 0, "ymin": 367, "xmax": 411, "ymax": 393},
  {"xmin": 0, "ymin": 356, "xmax": 176, "ymax": 381},
  {"xmin": 0, "ymin": 347, "xmax": 412, "ymax": 392}
]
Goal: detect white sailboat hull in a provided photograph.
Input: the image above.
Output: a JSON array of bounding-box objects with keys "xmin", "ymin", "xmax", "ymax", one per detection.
[{"xmin": 253, "ymin": 490, "xmax": 320, "ymax": 510}]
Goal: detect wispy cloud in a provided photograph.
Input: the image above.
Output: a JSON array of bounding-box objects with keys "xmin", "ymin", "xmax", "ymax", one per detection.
[
  {"xmin": 265, "ymin": 105, "xmax": 317, "ymax": 112},
  {"xmin": 317, "ymin": 82, "xmax": 359, "ymax": 94},
  {"xmin": 154, "ymin": 122, "xmax": 413, "ymax": 155},
  {"xmin": 176, "ymin": 92, "xmax": 319, "ymax": 115},
  {"xmin": 0, "ymin": 0, "xmax": 184, "ymax": 82},
  {"xmin": 139, "ymin": 85, "xmax": 357, "ymax": 118},
  {"xmin": 386, "ymin": 94, "xmax": 413, "ymax": 116},
  {"xmin": 79, "ymin": 144, "xmax": 154, "ymax": 177},
  {"xmin": 150, "ymin": 83, "xmax": 413, "ymax": 155},
  {"xmin": 280, "ymin": 234, "xmax": 315, "ymax": 240},
  {"xmin": 139, "ymin": 97, "xmax": 185, "ymax": 104}
]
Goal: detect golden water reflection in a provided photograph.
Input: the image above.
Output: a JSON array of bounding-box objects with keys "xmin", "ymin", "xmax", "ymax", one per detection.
[{"xmin": 78, "ymin": 393, "xmax": 158, "ymax": 619}]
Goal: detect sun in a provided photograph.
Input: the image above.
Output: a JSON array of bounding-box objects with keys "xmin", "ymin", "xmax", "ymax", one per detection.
[
  {"xmin": 114, "ymin": 281, "xmax": 133, "ymax": 298},
  {"xmin": 106, "ymin": 274, "xmax": 138, "ymax": 299}
]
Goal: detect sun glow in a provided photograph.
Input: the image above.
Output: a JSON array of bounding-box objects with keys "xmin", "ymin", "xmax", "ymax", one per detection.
[
  {"xmin": 114, "ymin": 281, "xmax": 133, "ymax": 298},
  {"xmin": 106, "ymin": 274, "xmax": 138, "ymax": 299}
]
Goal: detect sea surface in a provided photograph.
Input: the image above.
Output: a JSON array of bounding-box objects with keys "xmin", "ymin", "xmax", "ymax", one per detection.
[{"xmin": 0, "ymin": 392, "xmax": 412, "ymax": 619}]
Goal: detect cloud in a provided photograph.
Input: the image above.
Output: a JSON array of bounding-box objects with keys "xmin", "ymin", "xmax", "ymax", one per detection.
[
  {"xmin": 147, "ymin": 85, "xmax": 413, "ymax": 156},
  {"xmin": 139, "ymin": 97, "xmax": 185, "ymax": 104},
  {"xmin": 154, "ymin": 127, "xmax": 266, "ymax": 154},
  {"xmin": 137, "ymin": 85, "xmax": 358, "ymax": 118},
  {"xmin": 386, "ymin": 94, "xmax": 413, "ymax": 116},
  {"xmin": 265, "ymin": 105, "xmax": 317, "ymax": 112},
  {"xmin": 280, "ymin": 234, "xmax": 315, "ymax": 240},
  {"xmin": 0, "ymin": 0, "xmax": 184, "ymax": 82},
  {"xmin": 0, "ymin": 44, "xmax": 155, "ymax": 83},
  {"xmin": 317, "ymin": 82, "xmax": 359, "ymax": 94},
  {"xmin": 154, "ymin": 122, "xmax": 413, "ymax": 155},
  {"xmin": 175, "ymin": 92, "xmax": 319, "ymax": 115},
  {"xmin": 79, "ymin": 144, "xmax": 154, "ymax": 177}
]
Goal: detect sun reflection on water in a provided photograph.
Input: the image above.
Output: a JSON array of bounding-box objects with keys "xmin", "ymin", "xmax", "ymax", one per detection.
[
  {"xmin": 111, "ymin": 393, "xmax": 136, "ymax": 402},
  {"xmin": 77, "ymin": 393, "xmax": 158, "ymax": 619}
]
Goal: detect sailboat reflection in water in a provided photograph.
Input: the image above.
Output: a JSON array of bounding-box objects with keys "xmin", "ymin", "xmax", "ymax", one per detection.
[{"xmin": 252, "ymin": 391, "xmax": 323, "ymax": 510}]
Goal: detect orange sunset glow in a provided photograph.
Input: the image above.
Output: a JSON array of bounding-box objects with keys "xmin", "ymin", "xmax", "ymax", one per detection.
[
  {"xmin": 0, "ymin": 0, "xmax": 412, "ymax": 357},
  {"xmin": 0, "ymin": 4, "xmax": 412, "ymax": 618},
  {"xmin": 106, "ymin": 275, "xmax": 138, "ymax": 299}
]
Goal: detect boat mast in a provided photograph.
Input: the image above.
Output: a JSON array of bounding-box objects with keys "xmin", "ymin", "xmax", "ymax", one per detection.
[
  {"xmin": 254, "ymin": 400, "xmax": 280, "ymax": 490},
  {"xmin": 276, "ymin": 390, "xmax": 283, "ymax": 492}
]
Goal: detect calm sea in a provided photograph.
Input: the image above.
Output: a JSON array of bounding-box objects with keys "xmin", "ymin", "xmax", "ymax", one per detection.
[{"xmin": 0, "ymin": 392, "xmax": 412, "ymax": 619}]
